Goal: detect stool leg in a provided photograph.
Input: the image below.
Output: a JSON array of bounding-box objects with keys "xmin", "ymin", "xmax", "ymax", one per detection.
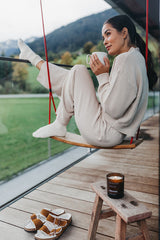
[
  {"xmin": 115, "ymin": 214, "xmax": 126, "ymax": 240},
  {"xmin": 137, "ymin": 220, "xmax": 150, "ymax": 240},
  {"xmin": 87, "ymin": 194, "xmax": 103, "ymax": 240}
]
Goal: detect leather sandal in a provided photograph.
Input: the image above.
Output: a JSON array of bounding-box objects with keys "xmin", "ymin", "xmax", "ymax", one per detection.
[
  {"xmin": 24, "ymin": 208, "xmax": 64, "ymax": 232},
  {"xmin": 34, "ymin": 213, "xmax": 72, "ymax": 240},
  {"xmin": 35, "ymin": 221, "xmax": 62, "ymax": 240}
]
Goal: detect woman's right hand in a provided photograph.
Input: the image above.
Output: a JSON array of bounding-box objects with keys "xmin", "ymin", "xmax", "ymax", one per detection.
[{"xmin": 90, "ymin": 54, "xmax": 110, "ymax": 76}]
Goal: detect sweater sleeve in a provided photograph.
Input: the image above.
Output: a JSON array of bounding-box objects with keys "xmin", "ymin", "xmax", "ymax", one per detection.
[{"xmin": 97, "ymin": 55, "xmax": 138, "ymax": 119}]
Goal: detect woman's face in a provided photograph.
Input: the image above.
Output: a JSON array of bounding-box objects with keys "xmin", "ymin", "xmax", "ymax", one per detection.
[{"xmin": 102, "ymin": 23, "xmax": 129, "ymax": 56}]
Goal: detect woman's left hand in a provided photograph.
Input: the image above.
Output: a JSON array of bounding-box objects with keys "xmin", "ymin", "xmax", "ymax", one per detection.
[{"xmin": 90, "ymin": 54, "xmax": 110, "ymax": 76}]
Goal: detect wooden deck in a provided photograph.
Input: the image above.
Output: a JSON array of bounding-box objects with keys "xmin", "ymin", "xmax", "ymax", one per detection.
[{"xmin": 0, "ymin": 114, "xmax": 159, "ymax": 240}]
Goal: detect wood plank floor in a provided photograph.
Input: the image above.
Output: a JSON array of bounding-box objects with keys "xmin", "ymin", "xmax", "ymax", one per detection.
[{"xmin": 0, "ymin": 114, "xmax": 159, "ymax": 240}]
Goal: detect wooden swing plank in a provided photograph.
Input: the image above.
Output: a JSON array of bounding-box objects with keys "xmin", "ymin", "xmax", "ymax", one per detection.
[{"xmin": 50, "ymin": 132, "xmax": 143, "ymax": 149}]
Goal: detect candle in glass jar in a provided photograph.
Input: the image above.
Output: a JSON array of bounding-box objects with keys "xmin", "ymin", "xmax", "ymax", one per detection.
[{"xmin": 106, "ymin": 173, "xmax": 124, "ymax": 199}]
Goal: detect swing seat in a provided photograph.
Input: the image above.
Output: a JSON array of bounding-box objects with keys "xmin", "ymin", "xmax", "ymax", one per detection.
[{"xmin": 50, "ymin": 132, "xmax": 143, "ymax": 149}]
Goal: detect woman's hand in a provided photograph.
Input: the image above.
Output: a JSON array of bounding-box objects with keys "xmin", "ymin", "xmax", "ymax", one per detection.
[{"xmin": 90, "ymin": 54, "xmax": 110, "ymax": 76}]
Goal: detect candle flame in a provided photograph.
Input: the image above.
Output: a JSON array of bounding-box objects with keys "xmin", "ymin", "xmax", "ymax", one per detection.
[{"xmin": 108, "ymin": 176, "xmax": 122, "ymax": 180}]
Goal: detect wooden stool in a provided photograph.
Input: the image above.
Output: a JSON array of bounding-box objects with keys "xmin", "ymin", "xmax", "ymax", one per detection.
[{"xmin": 88, "ymin": 181, "xmax": 152, "ymax": 240}]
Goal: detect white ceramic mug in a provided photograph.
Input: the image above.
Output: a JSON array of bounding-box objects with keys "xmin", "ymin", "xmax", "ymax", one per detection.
[{"xmin": 86, "ymin": 52, "xmax": 108, "ymax": 65}]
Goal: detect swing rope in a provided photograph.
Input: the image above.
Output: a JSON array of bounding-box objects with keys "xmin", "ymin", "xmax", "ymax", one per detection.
[{"xmin": 40, "ymin": 0, "xmax": 56, "ymax": 124}]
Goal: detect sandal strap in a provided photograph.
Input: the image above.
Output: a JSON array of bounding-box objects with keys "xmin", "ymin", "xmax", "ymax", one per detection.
[
  {"xmin": 55, "ymin": 219, "xmax": 67, "ymax": 227},
  {"xmin": 46, "ymin": 214, "xmax": 67, "ymax": 228},
  {"xmin": 58, "ymin": 213, "xmax": 72, "ymax": 220},
  {"xmin": 31, "ymin": 213, "xmax": 37, "ymax": 220},
  {"xmin": 30, "ymin": 208, "xmax": 51, "ymax": 221},
  {"xmin": 50, "ymin": 226, "xmax": 62, "ymax": 236},
  {"xmin": 46, "ymin": 214, "xmax": 56, "ymax": 223},
  {"xmin": 40, "ymin": 208, "xmax": 52, "ymax": 217},
  {"xmin": 39, "ymin": 220, "xmax": 57, "ymax": 232},
  {"xmin": 51, "ymin": 209, "xmax": 64, "ymax": 216},
  {"xmin": 33, "ymin": 219, "xmax": 44, "ymax": 229},
  {"xmin": 39, "ymin": 225, "xmax": 50, "ymax": 234},
  {"xmin": 30, "ymin": 210, "xmax": 49, "ymax": 221}
]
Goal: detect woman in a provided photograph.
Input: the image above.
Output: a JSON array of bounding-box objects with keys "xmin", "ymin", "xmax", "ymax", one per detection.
[{"xmin": 18, "ymin": 15, "xmax": 156, "ymax": 147}]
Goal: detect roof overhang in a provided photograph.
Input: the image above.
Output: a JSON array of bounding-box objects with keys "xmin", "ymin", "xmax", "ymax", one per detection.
[{"xmin": 104, "ymin": 0, "xmax": 159, "ymax": 42}]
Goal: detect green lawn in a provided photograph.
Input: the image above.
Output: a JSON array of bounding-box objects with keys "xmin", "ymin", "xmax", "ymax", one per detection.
[
  {"xmin": 26, "ymin": 66, "xmax": 48, "ymax": 93},
  {"xmin": 147, "ymin": 94, "xmax": 159, "ymax": 109},
  {"xmin": 0, "ymin": 97, "xmax": 79, "ymax": 181}
]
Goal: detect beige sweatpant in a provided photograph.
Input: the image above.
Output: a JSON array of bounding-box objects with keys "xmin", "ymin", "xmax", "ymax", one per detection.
[{"xmin": 37, "ymin": 62, "xmax": 125, "ymax": 147}]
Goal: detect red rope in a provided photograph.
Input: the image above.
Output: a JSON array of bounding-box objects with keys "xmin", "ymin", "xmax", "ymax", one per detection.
[
  {"xmin": 130, "ymin": 137, "xmax": 133, "ymax": 145},
  {"xmin": 40, "ymin": 0, "xmax": 56, "ymax": 124}
]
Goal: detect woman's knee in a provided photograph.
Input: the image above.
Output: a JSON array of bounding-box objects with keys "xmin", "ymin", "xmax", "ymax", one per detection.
[
  {"xmin": 71, "ymin": 65, "xmax": 91, "ymax": 83},
  {"xmin": 72, "ymin": 64, "xmax": 88, "ymax": 72}
]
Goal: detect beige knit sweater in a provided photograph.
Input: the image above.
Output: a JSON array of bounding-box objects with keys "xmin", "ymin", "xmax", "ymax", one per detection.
[{"xmin": 97, "ymin": 47, "xmax": 149, "ymax": 137}]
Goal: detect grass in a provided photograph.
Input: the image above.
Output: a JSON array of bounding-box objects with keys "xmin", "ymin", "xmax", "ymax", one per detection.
[
  {"xmin": 147, "ymin": 94, "xmax": 159, "ymax": 109},
  {"xmin": 26, "ymin": 66, "xmax": 48, "ymax": 93},
  {"xmin": 26, "ymin": 66, "xmax": 39, "ymax": 89},
  {"xmin": 0, "ymin": 97, "xmax": 79, "ymax": 181}
]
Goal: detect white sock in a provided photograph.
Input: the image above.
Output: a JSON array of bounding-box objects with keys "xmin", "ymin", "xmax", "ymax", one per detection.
[
  {"xmin": 18, "ymin": 39, "xmax": 43, "ymax": 66},
  {"xmin": 32, "ymin": 119, "xmax": 66, "ymax": 138}
]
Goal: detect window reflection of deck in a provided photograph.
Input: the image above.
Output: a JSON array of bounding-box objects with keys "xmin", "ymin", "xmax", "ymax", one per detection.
[{"xmin": 0, "ymin": 114, "xmax": 159, "ymax": 239}]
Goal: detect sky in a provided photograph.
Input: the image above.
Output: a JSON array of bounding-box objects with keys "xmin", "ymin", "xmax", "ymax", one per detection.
[{"xmin": 1, "ymin": 0, "xmax": 111, "ymax": 42}]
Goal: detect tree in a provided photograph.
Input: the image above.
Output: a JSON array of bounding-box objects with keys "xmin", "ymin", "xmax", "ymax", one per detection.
[
  {"xmin": 12, "ymin": 62, "xmax": 28, "ymax": 91},
  {"xmin": 60, "ymin": 51, "xmax": 73, "ymax": 65},
  {"xmin": 90, "ymin": 40, "xmax": 106, "ymax": 53},
  {"xmin": 0, "ymin": 53, "xmax": 13, "ymax": 86},
  {"xmin": 83, "ymin": 41, "xmax": 94, "ymax": 54}
]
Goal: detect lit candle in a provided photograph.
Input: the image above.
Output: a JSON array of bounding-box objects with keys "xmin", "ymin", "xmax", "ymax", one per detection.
[
  {"xmin": 106, "ymin": 173, "xmax": 124, "ymax": 199},
  {"xmin": 108, "ymin": 176, "xmax": 123, "ymax": 181}
]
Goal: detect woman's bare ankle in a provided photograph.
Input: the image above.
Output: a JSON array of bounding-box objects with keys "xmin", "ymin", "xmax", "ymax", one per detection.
[{"xmin": 36, "ymin": 60, "xmax": 45, "ymax": 70}]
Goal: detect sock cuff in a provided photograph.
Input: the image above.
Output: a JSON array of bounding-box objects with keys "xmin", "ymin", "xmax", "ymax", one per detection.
[
  {"xmin": 55, "ymin": 118, "xmax": 66, "ymax": 128},
  {"xmin": 31, "ymin": 55, "xmax": 43, "ymax": 66}
]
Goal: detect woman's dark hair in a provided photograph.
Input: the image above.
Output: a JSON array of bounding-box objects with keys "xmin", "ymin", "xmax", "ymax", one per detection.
[{"xmin": 104, "ymin": 15, "xmax": 157, "ymax": 90}]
